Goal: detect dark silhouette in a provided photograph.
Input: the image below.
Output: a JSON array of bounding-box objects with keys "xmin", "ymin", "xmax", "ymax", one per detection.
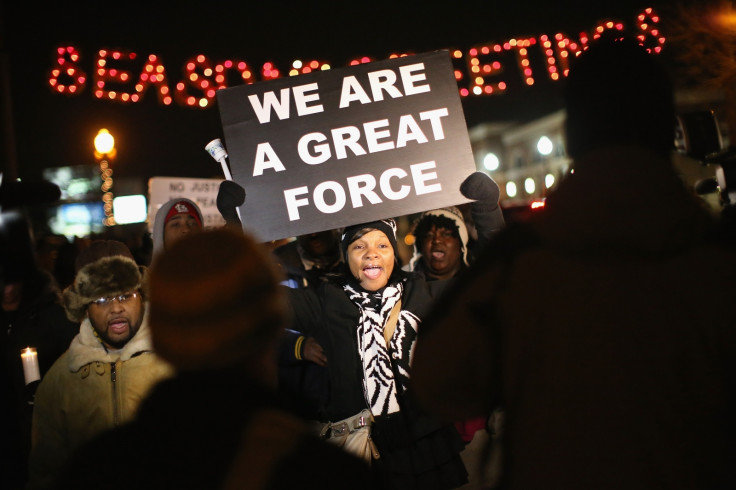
[
  {"xmin": 1, "ymin": 213, "xmax": 78, "ymax": 490},
  {"xmin": 412, "ymin": 34, "xmax": 736, "ymax": 490}
]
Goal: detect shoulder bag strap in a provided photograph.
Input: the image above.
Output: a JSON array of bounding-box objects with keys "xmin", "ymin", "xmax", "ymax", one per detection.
[{"xmin": 383, "ymin": 299, "xmax": 401, "ymax": 347}]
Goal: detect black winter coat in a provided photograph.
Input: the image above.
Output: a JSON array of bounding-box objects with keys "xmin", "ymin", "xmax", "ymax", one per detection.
[
  {"xmin": 286, "ymin": 273, "xmax": 468, "ymax": 490},
  {"xmin": 54, "ymin": 370, "xmax": 387, "ymax": 490}
]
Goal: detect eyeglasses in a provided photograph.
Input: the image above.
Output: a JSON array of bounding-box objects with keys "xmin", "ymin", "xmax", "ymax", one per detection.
[{"xmin": 90, "ymin": 291, "xmax": 139, "ymax": 308}]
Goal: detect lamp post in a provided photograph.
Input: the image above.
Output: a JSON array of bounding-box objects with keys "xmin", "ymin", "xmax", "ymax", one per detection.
[{"xmin": 94, "ymin": 128, "xmax": 116, "ymax": 226}]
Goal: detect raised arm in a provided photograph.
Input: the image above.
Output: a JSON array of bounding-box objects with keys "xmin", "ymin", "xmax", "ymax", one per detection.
[
  {"xmin": 216, "ymin": 180, "xmax": 246, "ymax": 230},
  {"xmin": 460, "ymin": 172, "xmax": 505, "ymax": 249}
]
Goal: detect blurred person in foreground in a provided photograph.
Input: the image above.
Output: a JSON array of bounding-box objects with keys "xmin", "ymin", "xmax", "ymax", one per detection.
[
  {"xmin": 412, "ymin": 34, "xmax": 736, "ymax": 490},
  {"xmin": 54, "ymin": 228, "xmax": 387, "ymax": 490},
  {"xmin": 217, "ymin": 183, "xmax": 337, "ymax": 420},
  {"xmin": 27, "ymin": 240, "xmax": 173, "ymax": 489}
]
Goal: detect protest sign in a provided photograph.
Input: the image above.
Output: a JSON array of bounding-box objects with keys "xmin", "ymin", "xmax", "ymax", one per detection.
[
  {"xmin": 147, "ymin": 177, "xmax": 225, "ymax": 232},
  {"xmin": 216, "ymin": 50, "xmax": 476, "ymax": 242}
]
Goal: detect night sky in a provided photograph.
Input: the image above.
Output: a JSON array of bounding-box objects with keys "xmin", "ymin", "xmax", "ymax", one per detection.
[{"xmin": 2, "ymin": 0, "xmax": 675, "ymax": 188}]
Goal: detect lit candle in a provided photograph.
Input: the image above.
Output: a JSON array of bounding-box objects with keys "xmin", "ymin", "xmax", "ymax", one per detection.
[{"xmin": 21, "ymin": 347, "xmax": 41, "ymax": 385}]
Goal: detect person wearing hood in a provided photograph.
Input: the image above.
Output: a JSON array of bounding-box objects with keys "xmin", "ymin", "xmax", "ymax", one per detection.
[
  {"xmin": 27, "ymin": 240, "xmax": 173, "ymax": 490},
  {"xmin": 151, "ymin": 198, "xmax": 204, "ymax": 257}
]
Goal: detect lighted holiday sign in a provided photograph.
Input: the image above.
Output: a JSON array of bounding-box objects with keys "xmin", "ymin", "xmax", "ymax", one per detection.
[{"xmin": 47, "ymin": 7, "xmax": 663, "ymax": 109}]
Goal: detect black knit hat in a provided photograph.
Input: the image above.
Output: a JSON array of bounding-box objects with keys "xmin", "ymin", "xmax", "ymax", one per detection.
[
  {"xmin": 62, "ymin": 240, "xmax": 145, "ymax": 322},
  {"xmin": 340, "ymin": 218, "xmax": 399, "ymax": 264}
]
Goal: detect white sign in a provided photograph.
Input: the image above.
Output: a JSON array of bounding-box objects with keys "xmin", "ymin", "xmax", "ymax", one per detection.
[{"xmin": 147, "ymin": 177, "xmax": 225, "ymax": 233}]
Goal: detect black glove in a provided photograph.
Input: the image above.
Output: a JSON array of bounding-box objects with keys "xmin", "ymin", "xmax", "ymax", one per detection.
[
  {"xmin": 460, "ymin": 172, "xmax": 505, "ymax": 245},
  {"xmin": 217, "ymin": 180, "xmax": 245, "ymax": 226}
]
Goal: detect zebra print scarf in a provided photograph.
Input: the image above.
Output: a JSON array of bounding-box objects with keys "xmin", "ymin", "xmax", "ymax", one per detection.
[{"xmin": 344, "ymin": 282, "xmax": 420, "ymax": 416}]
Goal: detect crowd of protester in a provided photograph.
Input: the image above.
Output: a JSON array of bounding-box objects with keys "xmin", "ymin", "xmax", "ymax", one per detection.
[{"xmin": 2, "ymin": 33, "xmax": 735, "ymax": 490}]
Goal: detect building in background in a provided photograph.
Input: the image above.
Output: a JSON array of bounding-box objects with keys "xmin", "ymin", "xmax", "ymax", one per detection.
[{"xmin": 468, "ymin": 87, "xmax": 729, "ymax": 218}]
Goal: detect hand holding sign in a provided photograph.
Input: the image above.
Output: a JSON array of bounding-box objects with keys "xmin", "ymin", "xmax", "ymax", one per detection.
[
  {"xmin": 205, "ymin": 138, "xmax": 243, "ymax": 224},
  {"xmin": 460, "ymin": 172, "xmax": 505, "ymax": 246},
  {"xmin": 216, "ymin": 181, "xmax": 245, "ymax": 227}
]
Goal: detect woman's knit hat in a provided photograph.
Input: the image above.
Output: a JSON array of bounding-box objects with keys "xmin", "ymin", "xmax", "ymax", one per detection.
[
  {"xmin": 340, "ymin": 218, "xmax": 400, "ymax": 264},
  {"xmin": 148, "ymin": 228, "xmax": 288, "ymax": 371},
  {"xmin": 62, "ymin": 240, "xmax": 146, "ymax": 322}
]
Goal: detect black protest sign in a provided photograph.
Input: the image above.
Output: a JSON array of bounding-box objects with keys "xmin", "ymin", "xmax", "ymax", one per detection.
[{"xmin": 216, "ymin": 50, "xmax": 475, "ymax": 242}]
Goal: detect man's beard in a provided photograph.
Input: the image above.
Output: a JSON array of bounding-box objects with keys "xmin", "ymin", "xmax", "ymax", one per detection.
[
  {"xmin": 98, "ymin": 330, "xmax": 134, "ymax": 350},
  {"xmin": 94, "ymin": 311, "xmax": 143, "ymax": 350}
]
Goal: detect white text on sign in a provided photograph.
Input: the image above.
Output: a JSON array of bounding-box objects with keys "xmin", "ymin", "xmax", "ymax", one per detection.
[
  {"xmin": 283, "ymin": 160, "xmax": 441, "ymax": 220},
  {"xmin": 247, "ymin": 63, "xmax": 431, "ymax": 124}
]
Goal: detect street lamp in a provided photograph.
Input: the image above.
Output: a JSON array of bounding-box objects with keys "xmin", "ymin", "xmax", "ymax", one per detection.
[{"xmin": 94, "ymin": 128, "xmax": 116, "ymax": 226}]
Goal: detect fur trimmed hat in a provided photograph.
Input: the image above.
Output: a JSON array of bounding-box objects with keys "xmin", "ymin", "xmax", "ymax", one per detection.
[
  {"xmin": 62, "ymin": 240, "xmax": 146, "ymax": 322},
  {"xmin": 409, "ymin": 207, "xmax": 470, "ymax": 270},
  {"xmin": 148, "ymin": 228, "xmax": 288, "ymax": 371}
]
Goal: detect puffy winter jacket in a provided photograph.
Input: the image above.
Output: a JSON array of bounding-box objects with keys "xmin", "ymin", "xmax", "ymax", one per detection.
[{"xmin": 27, "ymin": 311, "xmax": 173, "ymax": 489}]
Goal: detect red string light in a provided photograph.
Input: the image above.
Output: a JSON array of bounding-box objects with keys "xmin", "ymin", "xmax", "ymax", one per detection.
[{"xmin": 47, "ymin": 7, "xmax": 663, "ymax": 106}]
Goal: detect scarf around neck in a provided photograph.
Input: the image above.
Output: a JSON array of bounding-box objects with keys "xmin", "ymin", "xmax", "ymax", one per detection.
[{"xmin": 344, "ymin": 282, "xmax": 419, "ymax": 416}]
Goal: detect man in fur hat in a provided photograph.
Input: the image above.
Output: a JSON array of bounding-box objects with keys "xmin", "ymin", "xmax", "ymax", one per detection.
[
  {"xmin": 26, "ymin": 240, "xmax": 173, "ymax": 490},
  {"xmin": 53, "ymin": 228, "xmax": 386, "ymax": 490}
]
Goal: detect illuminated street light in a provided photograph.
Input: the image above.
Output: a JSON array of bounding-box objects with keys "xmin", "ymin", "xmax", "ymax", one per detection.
[
  {"xmin": 94, "ymin": 129, "xmax": 115, "ymax": 156},
  {"xmin": 94, "ymin": 128, "xmax": 116, "ymax": 226}
]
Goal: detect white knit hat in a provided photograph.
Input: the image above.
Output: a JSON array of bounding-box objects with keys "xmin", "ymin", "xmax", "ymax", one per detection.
[{"xmin": 408, "ymin": 207, "xmax": 469, "ymax": 271}]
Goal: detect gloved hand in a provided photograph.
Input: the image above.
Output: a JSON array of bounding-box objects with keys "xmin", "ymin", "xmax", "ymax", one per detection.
[
  {"xmin": 217, "ymin": 180, "xmax": 245, "ymax": 226},
  {"xmin": 460, "ymin": 172, "xmax": 505, "ymax": 245}
]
